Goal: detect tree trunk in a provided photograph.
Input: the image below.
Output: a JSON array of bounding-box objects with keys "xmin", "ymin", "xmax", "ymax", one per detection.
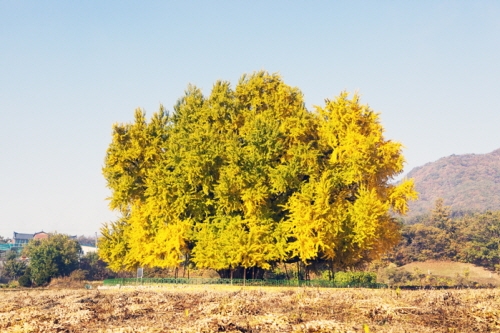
[
  {"xmin": 329, "ymin": 259, "xmax": 335, "ymax": 281},
  {"xmin": 183, "ymin": 252, "xmax": 189, "ymax": 278},
  {"xmin": 296, "ymin": 262, "xmax": 300, "ymax": 286}
]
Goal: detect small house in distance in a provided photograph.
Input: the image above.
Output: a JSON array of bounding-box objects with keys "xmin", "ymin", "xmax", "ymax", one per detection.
[
  {"xmin": 12, "ymin": 231, "xmax": 49, "ymax": 249},
  {"xmin": 0, "ymin": 231, "xmax": 51, "ymax": 252},
  {"xmin": 7, "ymin": 231, "xmax": 95, "ymax": 256},
  {"xmin": 12, "ymin": 231, "xmax": 77, "ymax": 248}
]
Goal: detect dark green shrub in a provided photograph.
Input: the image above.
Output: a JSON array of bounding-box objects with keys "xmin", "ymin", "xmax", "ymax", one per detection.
[
  {"xmin": 18, "ymin": 275, "xmax": 32, "ymax": 287},
  {"xmin": 386, "ymin": 268, "xmax": 412, "ymax": 286}
]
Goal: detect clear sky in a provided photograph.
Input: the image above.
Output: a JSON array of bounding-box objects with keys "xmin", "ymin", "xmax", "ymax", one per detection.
[{"xmin": 1, "ymin": 2, "xmax": 499, "ymax": 239}]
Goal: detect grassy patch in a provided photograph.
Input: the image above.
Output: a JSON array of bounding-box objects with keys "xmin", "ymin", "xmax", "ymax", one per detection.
[{"xmin": 401, "ymin": 261, "xmax": 500, "ymax": 286}]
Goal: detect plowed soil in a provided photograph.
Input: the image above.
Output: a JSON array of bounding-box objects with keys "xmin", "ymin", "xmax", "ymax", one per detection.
[{"xmin": 1, "ymin": 285, "xmax": 499, "ymax": 332}]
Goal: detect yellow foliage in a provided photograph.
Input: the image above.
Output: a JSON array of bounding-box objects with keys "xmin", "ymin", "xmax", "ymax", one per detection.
[{"xmin": 100, "ymin": 71, "xmax": 417, "ymax": 273}]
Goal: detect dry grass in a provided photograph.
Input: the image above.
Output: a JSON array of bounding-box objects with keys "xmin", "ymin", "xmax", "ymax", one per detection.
[
  {"xmin": 400, "ymin": 261, "xmax": 500, "ymax": 286},
  {"xmin": 1, "ymin": 285, "xmax": 499, "ymax": 332}
]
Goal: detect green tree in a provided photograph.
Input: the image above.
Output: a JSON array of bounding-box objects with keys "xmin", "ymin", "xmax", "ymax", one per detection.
[
  {"xmin": 3, "ymin": 251, "xmax": 27, "ymax": 280},
  {"xmin": 430, "ymin": 198, "xmax": 453, "ymax": 230},
  {"xmin": 391, "ymin": 200, "xmax": 456, "ymax": 265},
  {"xmin": 6, "ymin": 249, "xmax": 18, "ymax": 261},
  {"xmin": 393, "ymin": 223, "xmax": 452, "ymax": 265},
  {"xmin": 23, "ymin": 234, "xmax": 81, "ymax": 285},
  {"xmin": 392, "ymin": 202, "xmax": 500, "ymax": 269},
  {"xmin": 79, "ymin": 252, "xmax": 114, "ymax": 281},
  {"xmin": 458, "ymin": 211, "xmax": 500, "ymax": 269}
]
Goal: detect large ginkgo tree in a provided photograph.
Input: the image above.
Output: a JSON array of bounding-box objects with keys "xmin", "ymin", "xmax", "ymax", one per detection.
[{"xmin": 99, "ymin": 71, "xmax": 417, "ymax": 277}]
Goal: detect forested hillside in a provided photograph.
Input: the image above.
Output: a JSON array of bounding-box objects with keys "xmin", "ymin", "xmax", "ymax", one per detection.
[{"xmin": 406, "ymin": 148, "xmax": 500, "ymax": 218}]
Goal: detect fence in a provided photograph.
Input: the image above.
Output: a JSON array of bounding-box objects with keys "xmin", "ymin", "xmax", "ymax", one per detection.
[
  {"xmin": 0, "ymin": 244, "xmax": 17, "ymax": 251},
  {"xmin": 102, "ymin": 277, "xmax": 386, "ymax": 288}
]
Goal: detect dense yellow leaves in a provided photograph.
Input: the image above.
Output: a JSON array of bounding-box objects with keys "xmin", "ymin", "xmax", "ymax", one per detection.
[
  {"xmin": 99, "ymin": 71, "xmax": 417, "ymax": 273},
  {"xmin": 389, "ymin": 178, "xmax": 418, "ymax": 215}
]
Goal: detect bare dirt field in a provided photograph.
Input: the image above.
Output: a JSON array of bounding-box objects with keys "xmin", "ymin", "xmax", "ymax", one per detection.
[{"xmin": 1, "ymin": 285, "xmax": 499, "ymax": 332}]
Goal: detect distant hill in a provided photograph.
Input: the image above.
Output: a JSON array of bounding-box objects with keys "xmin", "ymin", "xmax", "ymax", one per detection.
[{"xmin": 405, "ymin": 148, "xmax": 500, "ymax": 217}]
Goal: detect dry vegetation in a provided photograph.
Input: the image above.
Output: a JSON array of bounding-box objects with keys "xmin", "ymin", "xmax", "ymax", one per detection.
[
  {"xmin": 1, "ymin": 284, "xmax": 500, "ymax": 332},
  {"xmin": 400, "ymin": 261, "xmax": 500, "ymax": 286}
]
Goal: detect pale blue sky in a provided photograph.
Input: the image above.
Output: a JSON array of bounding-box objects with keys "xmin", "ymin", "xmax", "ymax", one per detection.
[{"xmin": 1, "ymin": 2, "xmax": 499, "ymax": 238}]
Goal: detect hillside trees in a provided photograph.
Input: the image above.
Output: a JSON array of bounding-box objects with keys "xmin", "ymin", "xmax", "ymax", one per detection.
[
  {"xmin": 99, "ymin": 71, "xmax": 416, "ymax": 277},
  {"xmin": 393, "ymin": 200, "xmax": 500, "ymax": 270},
  {"xmin": 458, "ymin": 211, "xmax": 500, "ymax": 269}
]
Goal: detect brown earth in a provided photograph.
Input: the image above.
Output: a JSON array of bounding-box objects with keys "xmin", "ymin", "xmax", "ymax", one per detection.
[{"xmin": 1, "ymin": 285, "xmax": 499, "ymax": 332}]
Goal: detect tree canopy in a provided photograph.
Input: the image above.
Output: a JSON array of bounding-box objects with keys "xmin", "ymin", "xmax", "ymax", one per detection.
[
  {"xmin": 393, "ymin": 199, "xmax": 500, "ymax": 270},
  {"xmin": 23, "ymin": 233, "xmax": 81, "ymax": 285},
  {"xmin": 3, "ymin": 250, "xmax": 27, "ymax": 281},
  {"xmin": 99, "ymin": 71, "xmax": 416, "ymax": 275}
]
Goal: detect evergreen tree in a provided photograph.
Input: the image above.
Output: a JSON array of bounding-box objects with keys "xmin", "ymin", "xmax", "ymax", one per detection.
[{"xmin": 430, "ymin": 198, "xmax": 451, "ymax": 228}]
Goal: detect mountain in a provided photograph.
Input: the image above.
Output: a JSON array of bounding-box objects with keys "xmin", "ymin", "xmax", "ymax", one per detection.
[{"xmin": 405, "ymin": 148, "xmax": 500, "ymax": 217}]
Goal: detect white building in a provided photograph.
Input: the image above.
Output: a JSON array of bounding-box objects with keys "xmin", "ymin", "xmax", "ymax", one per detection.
[{"xmin": 80, "ymin": 245, "xmax": 97, "ymax": 256}]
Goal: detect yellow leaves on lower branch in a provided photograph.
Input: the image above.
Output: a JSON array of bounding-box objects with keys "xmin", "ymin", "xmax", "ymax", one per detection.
[{"xmin": 389, "ymin": 178, "xmax": 418, "ymax": 215}]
